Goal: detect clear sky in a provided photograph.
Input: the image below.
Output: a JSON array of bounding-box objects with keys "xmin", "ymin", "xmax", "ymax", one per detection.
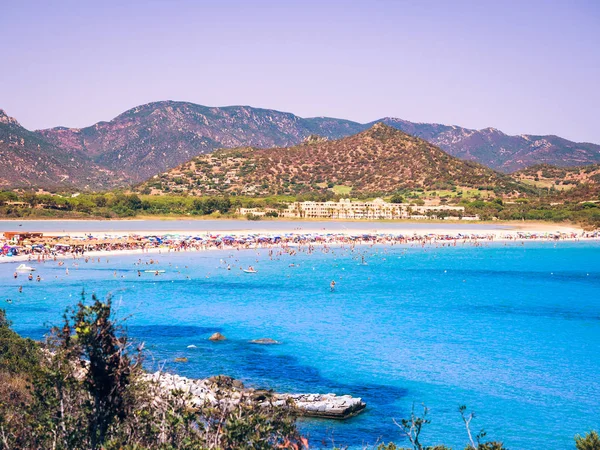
[{"xmin": 1, "ymin": 0, "xmax": 599, "ymax": 143}]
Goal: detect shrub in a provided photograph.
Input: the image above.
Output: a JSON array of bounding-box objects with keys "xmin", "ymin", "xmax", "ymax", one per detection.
[{"xmin": 575, "ymin": 430, "xmax": 600, "ymax": 450}]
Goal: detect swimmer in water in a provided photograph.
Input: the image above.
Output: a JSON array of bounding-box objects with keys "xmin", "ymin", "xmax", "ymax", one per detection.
[
  {"xmin": 330, "ymin": 280, "xmax": 336, "ymax": 292},
  {"xmin": 28, "ymin": 273, "xmax": 33, "ymax": 281}
]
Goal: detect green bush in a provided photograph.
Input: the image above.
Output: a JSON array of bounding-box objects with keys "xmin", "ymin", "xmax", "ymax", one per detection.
[
  {"xmin": 0, "ymin": 309, "xmax": 40, "ymax": 375},
  {"xmin": 575, "ymin": 430, "xmax": 600, "ymax": 450}
]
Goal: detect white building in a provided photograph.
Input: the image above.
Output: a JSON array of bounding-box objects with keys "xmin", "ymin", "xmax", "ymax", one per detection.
[
  {"xmin": 236, "ymin": 199, "xmax": 476, "ymax": 220},
  {"xmin": 277, "ymin": 199, "xmax": 471, "ymax": 220}
]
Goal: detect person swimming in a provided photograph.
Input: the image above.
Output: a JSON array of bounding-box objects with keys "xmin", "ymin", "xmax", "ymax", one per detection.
[
  {"xmin": 330, "ymin": 280, "xmax": 336, "ymax": 291},
  {"xmin": 28, "ymin": 273, "xmax": 33, "ymax": 281}
]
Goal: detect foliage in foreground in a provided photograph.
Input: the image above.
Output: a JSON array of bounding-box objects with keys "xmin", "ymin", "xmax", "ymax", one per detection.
[
  {"xmin": 1, "ymin": 301, "xmax": 599, "ymax": 449},
  {"xmin": 0, "ymin": 296, "xmax": 301, "ymax": 450},
  {"xmin": 576, "ymin": 431, "xmax": 600, "ymax": 450}
]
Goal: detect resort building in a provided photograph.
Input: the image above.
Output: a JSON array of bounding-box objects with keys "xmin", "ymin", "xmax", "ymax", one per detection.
[
  {"xmin": 238, "ymin": 198, "xmax": 477, "ymax": 220},
  {"xmin": 237, "ymin": 207, "xmax": 279, "ymax": 217}
]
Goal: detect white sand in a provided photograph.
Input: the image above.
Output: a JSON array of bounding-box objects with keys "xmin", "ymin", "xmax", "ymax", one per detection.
[{"xmin": 0, "ymin": 221, "xmax": 593, "ymax": 265}]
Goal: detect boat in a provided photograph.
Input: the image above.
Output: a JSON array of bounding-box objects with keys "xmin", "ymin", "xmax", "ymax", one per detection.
[
  {"xmin": 144, "ymin": 270, "xmax": 165, "ymax": 273},
  {"xmin": 16, "ymin": 264, "xmax": 35, "ymax": 271},
  {"xmin": 243, "ymin": 269, "xmax": 258, "ymax": 274}
]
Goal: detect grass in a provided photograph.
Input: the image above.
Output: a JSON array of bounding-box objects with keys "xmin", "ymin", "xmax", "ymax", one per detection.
[
  {"xmin": 520, "ymin": 179, "xmax": 574, "ymax": 191},
  {"xmin": 332, "ymin": 185, "xmax": 352, "ymax": 195},
  {"xmin": 401, "ymin": 188, "xmax": 496, "ymax": 199}
]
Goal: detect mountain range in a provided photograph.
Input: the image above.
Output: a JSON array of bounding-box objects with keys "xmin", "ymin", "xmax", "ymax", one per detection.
[
  {"xmin": 138, "ymin": 123, "xmax": 526, "ymax": 197},
  {"xmin": 0, "ymin": 110, "xmax": 126, "ymax": 190},
  {"xmin": 1, "ymin": 101, "xmax": 599, "ymax": 190}
]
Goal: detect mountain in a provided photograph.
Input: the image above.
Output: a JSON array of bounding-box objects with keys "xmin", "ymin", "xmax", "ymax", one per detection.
[
  {"xmin": 36, "ymin": 101, "xmax": 600, "ymax": 185},
  {"xmin": 138, "ymin": 123, "xmax": 527, "ymax": 197},
  {"xmin": 37, "ymin": 101, "xmax": 365, "ymax": 183},
  {"xmin": 371, "ymin": 118, "xmax": 600, "ymax": 172},
  {"xmin": 0, "ymin": 101, "xmax": 597, "ymax": 191},
  {"xmin": 0, "ymin": 110, "xmax": 126, "ymax": 190}
]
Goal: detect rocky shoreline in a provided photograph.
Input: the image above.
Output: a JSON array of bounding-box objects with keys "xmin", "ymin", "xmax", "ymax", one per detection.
[{"xmin": 148, "ymin": 372, "xmax": 366, "ymax": 420}]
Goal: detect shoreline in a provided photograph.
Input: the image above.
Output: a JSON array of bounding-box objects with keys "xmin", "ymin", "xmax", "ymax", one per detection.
[
  {"xmin": 0, "ymin": 216, "xmax": 584, "ymax": 227},
  {"xmin": 0, "ymin": 219, "xmax": 584, "ymax": 235},
  {"xmin": 1, "ymin": 225, "xmax": 598, "ymax": 265},
  {"xmin": 151, "ymin": 373, "xmax": 366, "ymax": 420}
]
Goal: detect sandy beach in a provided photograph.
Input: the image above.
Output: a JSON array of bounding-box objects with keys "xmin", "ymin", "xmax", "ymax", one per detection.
[
  {"xmin": 1, "ymin": 220, "xmax": 595, "ymax": 265},
  {"xmin": 1, "ymin": 219, "xmax": 584, "ymax": 238}
]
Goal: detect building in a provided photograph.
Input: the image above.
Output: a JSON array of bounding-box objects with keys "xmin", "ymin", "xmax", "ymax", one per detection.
[
  {"xmin": 3, "ymin": 231, "xmax": 44, "ymax": 242},
  {"xmin": 237, "ymin": 207, "xmax": 279, "ymax": 217},
  {"xmin": 276, "ymin": 199, "xmax": 472, "ymax": 220},
  {"xmin": 236, "ymin": 199, "xmax": 476, "ymax": 220}
]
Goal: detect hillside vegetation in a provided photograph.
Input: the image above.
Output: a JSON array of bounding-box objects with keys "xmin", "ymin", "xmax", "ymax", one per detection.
[
  {"xmin": 36, "ymin": 101, "xmax": 364, "ymax": 183},
  {"xmin": 514, "ymin": 163, "xmax": 600, "ymax": 200},
  {"xmin": 139, "ymin": 124, "xmax": 529, "ymax": 197},
  {"xmin": 1, "ymin": 100, "xmax": 599, "ymax": 190},
  {"xmin": 0, "ymin": 110, "xmax": 127, "ymax": 190}
]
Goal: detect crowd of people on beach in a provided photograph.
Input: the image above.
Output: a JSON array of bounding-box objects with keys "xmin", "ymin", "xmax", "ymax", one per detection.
[
  {"xmin": 1, "ymin": 229, "xmax": 599, "ymax": 262},
  {"xmin": 2, "ymin": 227, "xmax": 599, "ymax": 304}
]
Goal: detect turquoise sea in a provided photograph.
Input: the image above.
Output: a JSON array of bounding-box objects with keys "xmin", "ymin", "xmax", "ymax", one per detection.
[{"xmin": 1, "ymin": 241, "xmax": 599, "ymax": 449}]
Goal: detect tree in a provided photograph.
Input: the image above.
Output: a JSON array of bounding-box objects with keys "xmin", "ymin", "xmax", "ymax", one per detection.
[
  {"xmin": 0, "ymin": 298, "xmax": 305, "ymax": 450},
  {"xmin": 390, "ymin": 194, "xmax": 404, "ymax": 204},
  {"xmin": 459, "ymin": 405, "xmax": 507, "ymax": 450},
  {"xmin": 393, "ymin": 403, "xmax": 430, "ymax": 450},
  {"xmin": 57, "ymin": 293, "xmax": 141, "ymax": 449},
  {"xmin": 125, "ymin": 194, "xmax": 142, "ymax": 210}
]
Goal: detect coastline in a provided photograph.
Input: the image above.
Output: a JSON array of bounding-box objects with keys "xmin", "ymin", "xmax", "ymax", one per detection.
[
  {"xmin": 0, "ymin": 221, "xmax": 596, "ymax": 265},
  {"xmin": 0, "ymin": 216, "xmax": 584, "ymax": 227},
  {"xmin": 0, "ymin": 218, "xmax": 584, "ymax": 234}
]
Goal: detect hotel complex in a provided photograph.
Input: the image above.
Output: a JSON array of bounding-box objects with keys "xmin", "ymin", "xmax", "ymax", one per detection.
[{"xmin": 238, "ymin": 198, "xmax": 479, "ymax": 220}]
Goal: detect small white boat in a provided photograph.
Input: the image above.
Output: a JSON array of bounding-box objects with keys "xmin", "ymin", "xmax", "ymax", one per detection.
[
  {"xmin": 144, "ymin": 270, "xmax": 165, "ymax": 273},
  {"xmin": 243, "ymin": 269, "xmax": 258, "ymax": 274},
  {"xmin": 16, "ymin": 264, "xmax": 35, "ymax": 271}
]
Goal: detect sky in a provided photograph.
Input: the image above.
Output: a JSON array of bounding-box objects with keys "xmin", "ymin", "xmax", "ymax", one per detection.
[{"xmin": 1, "ymin": 0, "xmax": 599, "ymax": 143}]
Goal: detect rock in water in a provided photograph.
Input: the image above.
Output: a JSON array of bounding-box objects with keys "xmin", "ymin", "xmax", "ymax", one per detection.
[
  {"xmin": 250, "ymin": 338, "xmax": 280, "ymax": 345},
  {"xmin": 145, "ymin": 371, "xmax": 366, "ymax": 420},
  {"xmin": 174, "ymin": 357, "xmax": 188, "ymax": 363},
  {"xmin": 209, "ymin": 332, "xmax": 226, "ymax": 341}
]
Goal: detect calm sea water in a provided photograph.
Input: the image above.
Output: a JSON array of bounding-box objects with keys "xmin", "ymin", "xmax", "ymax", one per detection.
[{"xmin": 1, "ymin": 241, "xmax": 599, "ymax": 449}]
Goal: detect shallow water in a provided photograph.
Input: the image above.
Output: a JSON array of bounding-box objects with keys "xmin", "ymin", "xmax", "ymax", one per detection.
[{"xmin": 1, "ymin": 241, "xmax": 599, "ymax": 449}]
